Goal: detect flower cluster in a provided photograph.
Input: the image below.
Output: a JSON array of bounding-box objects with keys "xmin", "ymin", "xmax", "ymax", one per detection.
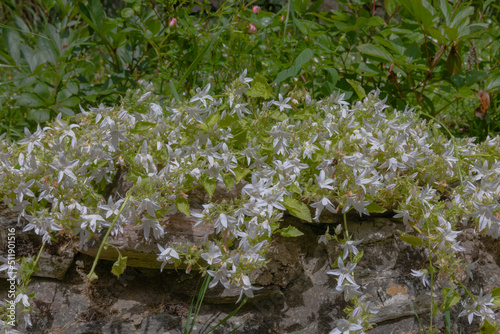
[{"xmin": 1, "ymin": 71, "xmax": 500, "ymax": 332}]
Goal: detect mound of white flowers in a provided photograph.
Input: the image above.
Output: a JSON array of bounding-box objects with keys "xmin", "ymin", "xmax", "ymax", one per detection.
[{"xmin": 1, "ymin": 71, "xmax": 499, "ymax": 332}]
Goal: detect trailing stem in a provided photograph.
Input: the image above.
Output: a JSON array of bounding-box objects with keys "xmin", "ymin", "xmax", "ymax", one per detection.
[{"xmin": 87, "ymin": 187, "xmax": 134, "ymax": 281}]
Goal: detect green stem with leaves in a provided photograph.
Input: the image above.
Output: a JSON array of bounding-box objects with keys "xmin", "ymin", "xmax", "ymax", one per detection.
[{"xmin": 87, "ymin": 187, "xmax": 134, "ymax": 281}]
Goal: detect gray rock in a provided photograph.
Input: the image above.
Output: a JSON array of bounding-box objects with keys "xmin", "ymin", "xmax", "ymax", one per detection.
[{"xmin": 1, "ymin": 200, "xmax": 498, "ymax": 333}]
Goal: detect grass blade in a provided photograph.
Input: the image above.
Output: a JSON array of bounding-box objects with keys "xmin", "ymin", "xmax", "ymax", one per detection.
[
  {"xmin": 186, "ymin": 274, "xmax": 211, "ymax": 334},
  {"xmin": 169, "ymin": 80, "xmax": 181, "ymax": 102},
  {"xmin": 176, "ymin": 20, "xmax": 230, "ymax": 90},
  {"xmin": 207, "ymin": 297, "xmax": 248, "ymax": 333},
  {"xmin": 411, "ymin": 303, "xmax": 428, "ymax": 334}
]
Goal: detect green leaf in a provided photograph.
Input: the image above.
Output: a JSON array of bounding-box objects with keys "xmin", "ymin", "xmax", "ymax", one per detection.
[
  {"xmin": 486, "ymin": 74, "xmax": 500, "ymax": 91},
  {"xmin": 437, "ymin": 0, "xmax": 451, "ymax": 26},
  {"xmin": 66, "ymin": 81, "xmax": 79, "ymax": 95},
  {"xmin": 427, "ymin": 27, "xmax": 447, "ymax": 44},
  {"xmin": 35, "ymin": 84, "xmax": 51, "ymax": 101},
  {"xmin": 111, "ymin": 252, "xmax": 128, "ymax": 278},
  {"xmin": 491, "ymin": 287, "xmax": 500, "ymax": 307},
  {"xmin": 291, "ymin": 105, "xmax": 316, "ymax": 120},
  {"xmin": 61, "ymin": 97, "xmax": 80, "ymax": 107},
  {"xmin": 54, "ymin": 106, "xmax": 75, "ymax": 117},
  {"xmin": 234, "ymin": 128, "xmax": 247, "ymax": 144},
  {"xmin": 271, "ymin": 48, "xmax": 314, "ymax": 85},
  {"xmin": 3, "ymin": 28, "xmax": 21, "ymax": 66},
  {"xmin": 38, "ymin": 35, "xmax": 58, "ymax": 65},
  {"xmin": 200, "ymin": 174, "xmax": 216, "ymax": 198},
  {"xmin": 323, "ymin": 67, "xmax": 338, "ymax": 87},
  {"xmin": 277, "ymin": 225, "xmax": 304, "ymax": 237},
  {"xmin": 346, "ymin": 79, "xmax": 366, "ymax": 100},
  {"xmin": 131, "ymin": 121, "xmax": 157, "ymax": 134},
  {"xmin": 78, "ymin": 0, "xmax": 105, "ymax": 32},
  {"xmin": 366, "ymin": 202, "xmax": 387, "ymax": 214},
  {"xmin": 200, "ymin": 111, "xmax": 220, "ymax": 132},
  {"xmin": 384, "ymin": 0, "xmax": 397, "ymax": 16},
  {"xmin": 124, "ymin": 169, "xmax": 147, "ymax": 182},
  {"xmin": 169, "ymin": 80, "xmax": 181, "ymax": 101},
  {"xmin": 121, "ymin": 8, "xmax": 135, "ymax": 18},
  {"xmin": 465, "ymin": 71, "xmax": 488, "ymax": 87},
  {"xmin": 440, "ymin": 288, "xmax": 461, "ymax": 309},
  {"xmin": 457, "ymin": 23, "xmax": 488, "ymax": 40},
  {"xmin": 450, "ymin": 6, "xmax": 474, "ymax": 28},
  {"xmin": 457, "ymin": 86, "xmax": 474, "ymax": 98},
  {"xmin": 293, "ymin": 0, "xmax": 312, "ymax": 15},
  {"xmin": 398, "ymin": 231, "xmax": 422, "ymax": 246},
  {"xmin": 272, "ymin": 65, "xmax": 301, "ymax": 86},
  {"xmin": 491, "ymin": 287, "xmax": 500, "ymax": 298},
  {"xmin": 13, "ymin": 16, "xmax": 31, "ymax": 34},
  {"xmin": 288, "ymin": 183, "xmax": 302, "ymax": 194},
  {"xmin": 410, "ymin": 0, "xmax": 434, "ymax": 28},
  {"xmin": 372, "ymin": 36, "xmax": 404, "ymax": 56},
  {"xmin": 293, "ymin": 16, "xmax": 308, "ymax": 35},
  {"xmin": 270, "ymin": 110, "xmax": 287, "ymax": 121},
  {"xmin": 352, "ymin": 250, "xmax": 364, "ymax": 263},
  {"xmin": 446, "ymin": 45, "xmax": 462, "ymax": 76},
  {"xmin": 234, "ymin": 167, "xmax": 251, "ymax": 183},
  {"xmin": 368, "ymin": 16, "xmax": 385, "ymax": 27},
  {"xmin": 56, "ymin": 89, "xmax": 72, "ymax": 103},
  {"xmin": 20, "ymin": 44, "xmax": 42, "ymax": 72},
  {"xmin": 247, "ymin": 75, "xmax": 273, "ymax": 99},
  {"xmin": 219, "ymin": 113, "xmax": 238, "ymax": 129},
  {"xmin": 357, "ymin": 44, "xmax": 393, "ymax": 62},
  {"xmin": 356, "ymin": 62, "xmax": 383, "ymax": 77},
  {"xmin": 223, "ymin": 174, "xmax": 234, "ymax": 191},
  {"xmin": 292, "ymin": 18, "xmax": 326, "ymax": 37},
  {"xmin": 282, "ymin": 197, "xmax": 312, "ymax": 222},
  {"xmin": 307, "ymin": 0, "xmax": 324, "ymax": 13},
  {"xmin": 481, "ymin": 318, "xmax": 499, "ymax": 334},
  {"xmin": 17, "ymin": 93, "xmax": 44, "ymax": 107},
  {"xmin": 175, "ymin": 196, "xmax": 190, "ymax": 217},
  {"xmin": 294, "ymin": 48, "xmax": 314, "ymax": 68},
  {"xmin": 443, "ymin": 27, "xmax": 458, "ymax": 41},
  {"xmin": 87, "ymin": 272, "xmax": 98, "ymax": 282},
  {"xmin": 30, "ymin": 109, "xmax": 50, "ymax": 122}
]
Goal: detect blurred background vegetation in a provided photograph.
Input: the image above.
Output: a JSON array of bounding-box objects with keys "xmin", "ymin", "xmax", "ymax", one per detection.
[{"xmin": 0, "ymin": 0, "xmax": 499, "ymax": 140}]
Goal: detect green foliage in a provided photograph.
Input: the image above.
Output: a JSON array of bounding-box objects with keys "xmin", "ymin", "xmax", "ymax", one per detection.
[
  {"xmin": 247, "ymin": 75, "xmax": 273, "ymax": 99},
  {"xmin": 176, "ymin": 196, "xmax": 191, "ymax": 217},
  {"xmin": 1, "ymin": 1, "xmax": 500, "ymax": 332},
  {"xmin": 277, "ymin": 225, "xmax": 304, "ymax": 237},
  {"xmin": 111, "ymin": 249, "xmax": 128, "ymax": 278},
  {"xmin": 282, "ymin": 197, "xmax": 312, "ymax": 223},
  {"xmin": 1, "ymin": 0, "xmax": 499, "ymax": 140},
  {"xmin": 398, "ymin": 231, "xmax": 423, "ymax": 246},
  {"xmin": 1, "ymin": 75, "xmax": 500, "ymax": 332}
]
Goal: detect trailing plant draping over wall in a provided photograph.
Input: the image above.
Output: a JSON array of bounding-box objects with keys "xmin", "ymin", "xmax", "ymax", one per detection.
[
  {"xmin": 1, "ymin": 0, "xmax": 499, "ymax": 140},
  {"xmin": 1, "ymin": 72, "xmax": 500, "ymax": 333}
]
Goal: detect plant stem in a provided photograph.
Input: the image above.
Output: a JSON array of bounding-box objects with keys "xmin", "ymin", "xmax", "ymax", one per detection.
[
  {"xmin": 450, "ymin": 273, "xmax": 476, "ymax": 301},
  {"xmin": 33, "ymin": 241, "xmax": 46, "ymax": 268},
  {"xmin": 343, "ymin": 212, "xmax": 349, "ymax": 239},
  {"xmin": 432, "ymin": 97, "xmax": 461, "ymax": 117},
  {"xmin": 87, "ymin": 189, "xmax": 134, "ymax": 281}
]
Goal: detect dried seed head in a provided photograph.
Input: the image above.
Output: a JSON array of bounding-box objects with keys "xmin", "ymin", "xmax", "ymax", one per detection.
[{"xmin": 475, "ymin": 90, "xmax": 490, "ymax": 119}]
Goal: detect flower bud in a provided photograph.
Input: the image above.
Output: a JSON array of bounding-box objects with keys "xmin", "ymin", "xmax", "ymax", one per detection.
[
  {"xmin": 249, "ymin": 23, "xmax": 257, "ymax": 34},
  {"xmin": 169, "ymin": 18, "xmax": 177, "ymax": 28},
  {"xmin": 253, "ymin": 6, "xmax": 260, "ymax": 14}
]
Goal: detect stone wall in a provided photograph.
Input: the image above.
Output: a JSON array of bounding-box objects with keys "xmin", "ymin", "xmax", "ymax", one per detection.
[{"xmin": 1, "ymin": 194, "xmax": 499, "ymax": 333}]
